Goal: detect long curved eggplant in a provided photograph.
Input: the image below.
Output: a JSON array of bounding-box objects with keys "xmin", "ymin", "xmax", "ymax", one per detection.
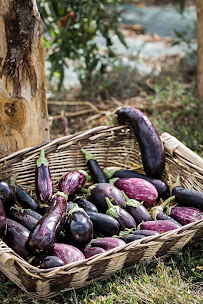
[
  {"xmin": 104, "ymin": 167, "xmax": 169, "ymax": 198},
  {"xmin": 0, "ymin": 198, "xmax": 6, "ymax": 238},
  {"xmin": 59, "ymin": 171, "xmax": 87, "ymax": 196},
  {"xmin": 111, "ymin": 177, "xmax": 158, "ymax": 208},
  {"xmin": 115, "ymin": 107, "xmax": 165, "ymax": 178},
  {"xmin": 0, "ymin": 181, "xmax": 16, "ymax": 214},
  {"xmin": 81, "ymin": 149, "xmax": 107, "ymax": 183},
  {"xmin": 166, "ymin": 206, "xmax": 203, "ymax": 225},
  {"xmin": 23, "ymin": 209, "xmax": 42, "ymax": 221},
  {"xmin": 35, "ymin": 149, "xmax": 54, "ymax": 204},
  {"xmin": 9, "ymin": 208, "xmax": 38, "ymax": 231},
  {"xmin": 86, "ymin": 211, "xmax": 120, "ymax": 236},
  {"xmin": 139, "ymin": 220, "xmax": 181, "ymax": 233},
  {"xmin": 15, "ymin": 185, "xmax": 40, "ymax": 211},
  {"xmin": 87, "ymin": 183, "xmax": 126, "ymax": 213},
  {"xmin": 28, "ymin": 192, "xmax": 68, "ymax": 253}
]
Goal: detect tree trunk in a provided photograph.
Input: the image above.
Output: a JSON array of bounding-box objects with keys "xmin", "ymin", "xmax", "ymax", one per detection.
[
  {"xmin": 197, "ymin": 0, "xmax": 203, "ymax": 102},
  {"xmin": 0, "ymin": 0, "xmax": 50, "ymax": 155}
]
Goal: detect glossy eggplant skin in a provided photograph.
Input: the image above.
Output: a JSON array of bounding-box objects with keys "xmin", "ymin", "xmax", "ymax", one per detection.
[
  {"xmin": 108, "ymin": 207, "xmax": 136, "ymax": 231},
  {"xmin": 169, "ymin": 207, "xmax": 203, "ymax": 225},
  {"xmin": 9, "ymin": 208, "xmax": 38, "ymax": 231},
  {"xmin": 111, "ymin": 169, "xmax": 169, "ymax": 198},
  {"xmin": 172, "ymin": 187, "xmax": 203, "ymax": 211},
  {"xmin": 86, "ymin": 211, "xmax": 120, "ymax": 236},
  {"xmin": 156, "ymin": 212, "xmax": 182, "ymax": 227},
  {"xmin": 87, "ymin": 159, "xmax": 107, "ymax": 183},
  {"xmin": 64, "ymin": 210, "xmax": 93, "ymax": 248},
  {"xmin": 49, "ymin": 243, "xmax": 85, "ymax": 265},
  {"xmin": 116, "ymin": 107, "xmax": 165, "ymax": 178},
  {"xmin": 140, "ymin": 220, "xmax": 181, "ymax": 233},
  {"xmin": 23, "ymin": 209, "xmax": 42, "ymax": 221},
  {"xmin": 88, "ymin": 183, "xmax": 126, "ymax": 213},
  {"xmin": 32, "ymin": 256, "xmax": 65, "ymax": 269},
  {"xmin": 74, "ymin": 197, "xmax": 98, "ymax": 213},
  {"xmin": 35, "ymin": 149, "xmax": 53, "ymax": 204},
  {"xmin": 0, "ymin": 181, "xmax": 16, "ymax": 214},
  {"xmin": 5, "ymin": 219, "xmax": 31, "ymax": 260},
  {"xmin": 59, "ymin": 171, "xmax": 86, "ymax": 196},
  {"xmin": 83, "ymin": 246, "xmax": 106, "ymax": 258},
  {"xmin": 91, "ymin": 237, "xmax": 126, "ymax": 251},
  {"xmin": 16, "ymin": 185, "xmax": 39, "ymax": 211},
  {"xmin": 120, "ymin": 234, "xmax": 146, "ymax": 243},
  {"xmin": 28, "ymin": 194, "xmax": 67, "ymax": 253},
  {"xmin": 127, "ymin": 204, "xmax": 152, "ymax": 225},
  {"xmin": 0, "ymin": 198, "xmax": 6, "ymax": 238},
  {"xmin": 131, "ymin": 229, "xmax": 159, "ymax": 237}
]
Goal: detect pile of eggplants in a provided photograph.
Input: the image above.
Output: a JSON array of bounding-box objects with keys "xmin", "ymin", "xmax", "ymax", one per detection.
[{"xmin": 0, "ymin": 107, "xmax": 203, "ymax": 269}]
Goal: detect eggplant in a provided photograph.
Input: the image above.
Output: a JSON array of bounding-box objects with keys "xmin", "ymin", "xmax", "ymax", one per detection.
[
  {"xmin": 58, "ymin": 171, "xmax": 87, "ymax": 196},
  {"xmin": 32, "ymin": 255, "xmax": 65, "ymax": 269},
  {"xmin": 91, "ymin": 237, "xmax": 126, "ymax": 251},
  {"xmin": 166, "ymin": 206, "xmax": 203, "ymax": 226},
  {"xmin": 83, "ymin": 246, "xmax": 106, "ymax": 258},
  {"xmin": 122, "ymin": 192, "xmax": 151, "ymax": 224},
  {"xmin": 15, "ymin": 185, "xmax": 39, "ymax": 211},
  {"xmin": 35, "ymin": 149, "xmax": 53, "ymax": 204},
  {"xmin": 115, "ymin": 107, "xmax": 165, "ymax": 178},
  {"xmin": 50, "ymin": 243, "xmax": 85, "ymax": 265},
  {"xmin": 0, "ymin": 181, "xmax": 16, "ymax": 214},
  {"xmin": 106, "ymin": 197, "xmax": 136, "ymax": 231},
  {"xmin": 74, "ymin": 197, "xmax": 98, "ymax": 213},
  {"xmin": 151, "ymin": 196, "xmax": 182, "ymax": 227},
  {"xmin": 112, "ymin": 177, "xmax": 158, "ymax": 208},
  {"xmin": 104, "ymin": 167, "xmax": 169, "ymax": 198},
  {"xmin": 131, "ymin": 229, "xmax": 159, "ymax": 237},
  {"xmin": 87, "ymin": 183, "xmax": 126, "ymax": 213},
  {"xmin": 171, "ymin": 177, "xmax": 203, "ymax": 211},
  {"xmin": 81, "ymin": 149, "xmax": 107, "ymax": 183},
  {"xmin": 64, "ymin": 205, "xmax": 93, "ymax": 248},
  {"xmin": 9, "ymin": 208, "xmax": 39, "ymax": 231},
  {"xmin": 5, "ymin": 219, "xmax": 31, "ymax": 260},
  {"xmin": 86, "ymin": 211, "xmax": 120, "ymax": 236},
  {"xmin": 23, "ymin": 209, "xmax": 42, "ymax": 221},
  {"xmin": 139, "ymin": 220, "xmax": 181, "ymax": 233},
  {"xmin": 120, "ymin": 234, "xmax": 146, "ymax": 243},
  {"xmin": 0, "ymin": 198, "xmax": 6, "ymax": 238},
  {"xmin": 28, "ymin": 192, "xmax": 68, "ymax": 253}
]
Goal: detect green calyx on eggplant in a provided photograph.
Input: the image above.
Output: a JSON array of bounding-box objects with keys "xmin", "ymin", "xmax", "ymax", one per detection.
[
  {"xmin": 87, "ymin": 183, "xmax": 126, "ymax": 213},
  {"xmin": 122, "ymin": 191, "xmax": 152, "ymax": 224},
  {"xmin": 35, "ymin": 149, "xmax": 54, "ymax": 204},
  {"xmin": 106, "ymin": 197, "xmax": 136, "ymax": 230},
  {"xmin": 115, "ymin": 107, "xmax": 165, "ymax": 178},
  {"xmin": 81, "ymin": 149, "xmax": 107, "ymax": 183},
  {"xmin": 171, "ymin": 176, "xmax": 203, "ymax": 211},
  {"xmin": 104, "ymin": 167, "xmax": 169, "ymax": 198}
]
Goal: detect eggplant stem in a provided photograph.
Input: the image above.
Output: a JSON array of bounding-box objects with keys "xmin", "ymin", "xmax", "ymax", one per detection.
[
  {"xmin": 170, "ymin": 176, "xmax": 181, "ymax": 194},
  {"xmin": 81, "ymin": 149, "xmax": 95, "ymax": 162},
  {"xmin": 36, "ymin": 149, "xmax": 49, "ymax": 168},
  {"xmin": 160, "ymin": 195, "xmax": 176, "ymax": 210},
  {"xmin": 103, "ymin": 167, "xmax": 120, "ymax": 179}
]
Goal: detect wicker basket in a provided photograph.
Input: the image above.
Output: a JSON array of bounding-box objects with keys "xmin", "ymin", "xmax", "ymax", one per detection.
[{"xmin": 0, "ymin": 125, "xmax": 202, "ymax": 300}]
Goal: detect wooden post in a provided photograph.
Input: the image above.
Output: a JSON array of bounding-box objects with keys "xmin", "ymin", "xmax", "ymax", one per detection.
[
  {"xmin": 197, "ymin": 0, "xmax": 203, "ymax": 102},
  {"xmin": 0, "ymin": 0, "xmax": 50, "ymax": 155}
]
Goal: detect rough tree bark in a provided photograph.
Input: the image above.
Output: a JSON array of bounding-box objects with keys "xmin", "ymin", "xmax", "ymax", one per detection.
[
  {"xmin": 197, "ymin": 0, "xmax": 203, "ymax": 102},
  {"xmin": 0, "ymin": 0, "xmax": 50, "ymax": 155}
]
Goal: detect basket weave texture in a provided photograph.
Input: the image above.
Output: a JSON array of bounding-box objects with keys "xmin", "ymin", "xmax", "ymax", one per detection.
[{"xmin": 0, "ymin": 125, "xmax": 202, "ymax": 300}]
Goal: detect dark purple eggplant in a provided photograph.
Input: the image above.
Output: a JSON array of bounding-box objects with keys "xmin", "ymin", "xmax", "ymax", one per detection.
[
  {"xmin": 5, "ymin": 219, "xmax": 31, "ymax": 260},
  {"xmin": 81, "ymin": 149, "xmax": 107, "ymax": 183},
  {"xmin": 32, "ymin": 255, "xmax": 65, "ymax": 269},
  {"xmin": 28, "ymin": 192, "xmax": 68, "ymax": 253},
  {"xmin": 120, "ymin": 234, "xmax": 146, "ymax": 243},
  {"xmin": 0, "ymin": 181, "xmax": 16, "ymax": 214},
  {"xmin": 23, "ymin": 209, "xmax": 42, "ymax": 221},
  {"xmin": 104, "ymin": 167, "xmax": 169, "ymax": 198},
  {"xmin": 139, "ymin": 220, "xmax": 181, "ymax": 233},
  {"xmin": 151, "ymin": 196, "xmax": 182, "ymax": 227},
  {"xmin": 63, "ymin": 206, "xmax": 93, "ymax": 248},
  {"xmin": 86, "ymin": 211, "xmax": 120, "ymax": 236},
  {"xmin": 87, "ymin": 183, "xmax": 126, "ymax": 213},
  {"xmin": 112, "ymin": 177, "xmax": 158, "ymax": 208},
  {"xmin": 59, "ymin": 171, "xmax": 87, "ymax": 196},
  {"xmin": 116, "ymin": 107, "xmax": 165, "ymax": 178},
  {"xmin": 166, "ymin": 206, "xmax": 203, "ymax": 226},
  {"xmin": 171, "ymin": 176, "xmax": 203, "ymax": 211},
  {"xmin": 0, "ymin": 198, "xmax": 6, "ymax": 238},
  {"xmin": 91, "ymin": 237, "xmax": 126, "ymax": 251},
  {"xmin": 131, "ymin": 229, "xmax": 159, "ymax": 237},
  {"xmin": 122, "ymin": 191, "xmax": 151, "ymax": 224},
  {"xmin": 15, "ymin": 185, "xmax": 40, "ymax": 211},
  {"xmin": 106, "ymin": 197, "xmax": 136, "ymax": 230},
  {"xmin": 9, "ymin": 208, "xmax": 38, "ymax": 231},
  {"xmin": 83, "ymin": 246, "xmax": 106, "ymax": 258},
  {"xmin": 74, "ymin": 197, "xmax": 98, "ymax": 213},
  {"xmin": 50, "ymin": 243, "xmax": 85, "ymax": 265},
  {"xmin": 35, "ymin": 149, "xmax": 53, "ymax": 204}
]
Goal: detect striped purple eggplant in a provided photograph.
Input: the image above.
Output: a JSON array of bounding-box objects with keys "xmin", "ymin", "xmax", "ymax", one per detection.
[
  {"xmin": 59, "ymin": 171, "xmax": 87, "ymax": 196},
  {"xmin": 91, "ymin": 237, "xmax": 126, "ymax": 251},
  {"xmin": 35, "ymin": 149, "xmax": 53, "ymax": 204},
  {"xmin": 111, "ymin": 177, "xmax": 158, "ymax": 208},
  {"xmin": 83, "ymin": 246, "xmax": 106, "ymax": 258},
  {"xmin": 166, "ymin": 206, "xmax": 203, "ymax": 225},
  {"xmin": 139, "ymin": 220, "xmax": 181, "ymax": 233},
  {"xmin": 50, "ymin": 243, "xmax": 85, "ymax": 265}
]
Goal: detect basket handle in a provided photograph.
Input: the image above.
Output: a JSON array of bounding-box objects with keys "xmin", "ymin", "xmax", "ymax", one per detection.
[
  {"xmin": 161, "ymin": 132, "xmax": 203, "ymax": 170},
  {"xmin": 0, "ymin": 252, "xmax": 14, "ymax": 268}
]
